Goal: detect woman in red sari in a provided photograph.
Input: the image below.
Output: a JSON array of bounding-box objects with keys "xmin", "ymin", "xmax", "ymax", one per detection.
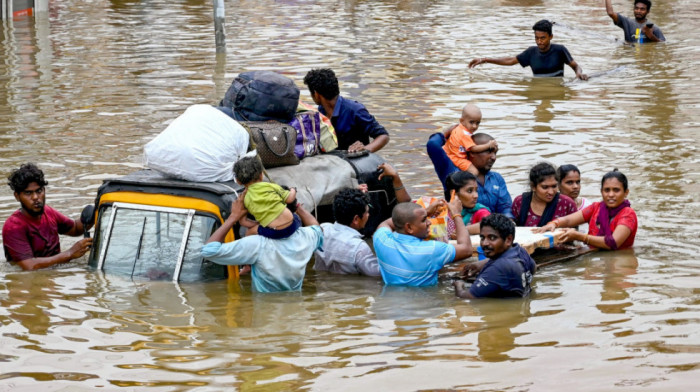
[{"xmin": 534, "ymin": 170, "xmax": 637, "ymax": 250}]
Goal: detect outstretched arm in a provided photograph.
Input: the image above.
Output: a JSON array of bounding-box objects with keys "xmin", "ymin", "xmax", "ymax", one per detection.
[
  {"xmin": 469, "ymin": 57, "xmax": 519, "ymax": 68},
  {"xmin": 15, "ymin": 238, "xmax": 93, "ymax": 271},
  {"xmin": 532, "ymin": 210, "xmax": 586, "ymax": 233},
  {"xmin": 296, "ymin": 203, "xmax": 319, "ymax": 227},
  {"xmin": 569, "ymin": 60, "xmax": 588, "ymax": 80},
  {"xmin": 605, "ymin": 0, "xmax": 619, "ymax": 24}
]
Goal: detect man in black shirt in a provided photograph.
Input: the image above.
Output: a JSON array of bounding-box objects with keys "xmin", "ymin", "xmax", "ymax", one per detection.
[{"xmin": 469, "ymin": 20, "xmax": 588, "ymax": 80}]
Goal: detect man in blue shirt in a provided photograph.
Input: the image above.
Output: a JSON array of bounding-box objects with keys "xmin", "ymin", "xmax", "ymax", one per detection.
[
  {"xmin": 201, "ymin": 195, "xmax": 323, "ymax": 292},
  {"xmin": 304, "ymin": 68, "xmax": 389, "ymax": 153},
  {"xmin": 372, "ymin": 199, "xmax": 473, "ymax": 287},
  {"xmin": 453, "ymin": 214, "xmax": 536, "ymax": 298},
  {"xmin": 468, "ymin": 20, "xmax": 587, "ymax": 80},
  {"xmin": 427, "ymin": 132, "xmax": 514, "ymax": 218}
]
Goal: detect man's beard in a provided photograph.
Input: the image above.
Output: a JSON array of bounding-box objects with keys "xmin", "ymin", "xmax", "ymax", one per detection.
[{"xmin": 23, "ymin": 205, "xmax": 44, "ymax": 217}]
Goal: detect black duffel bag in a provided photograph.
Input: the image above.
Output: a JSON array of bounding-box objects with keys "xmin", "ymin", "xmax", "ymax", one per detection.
[{"xmin": 220, "ymin": 71, "xmax": 300, "ymax": 123}]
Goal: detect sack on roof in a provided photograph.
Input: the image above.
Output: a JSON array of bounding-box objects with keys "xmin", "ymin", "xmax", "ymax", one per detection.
[
  {"xmin": 220, "ymin": 71, "xmax": 300, "ymax": 123},
  {"xmin": 144, "ymin": 104, "xmax": 250, "ymax": 182}
]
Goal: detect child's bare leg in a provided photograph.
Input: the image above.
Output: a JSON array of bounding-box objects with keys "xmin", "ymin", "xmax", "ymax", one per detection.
[{"xmin": 466, "ymin": 164, "xmax": 479, "ymax": 176}]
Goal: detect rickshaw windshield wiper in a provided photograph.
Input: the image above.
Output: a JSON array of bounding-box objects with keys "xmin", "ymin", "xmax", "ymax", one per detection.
[{"xmin": 131, "ymin": 217, "xmax": 147, "ymax": 278}]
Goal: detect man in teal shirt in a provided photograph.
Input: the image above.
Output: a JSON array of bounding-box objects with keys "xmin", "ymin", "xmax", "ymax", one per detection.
[{"xmin": 201, "ymin": 194, "xmax": 323, "ymax": 292}]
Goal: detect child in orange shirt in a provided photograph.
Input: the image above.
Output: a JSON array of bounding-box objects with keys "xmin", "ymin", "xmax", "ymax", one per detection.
[{"xmin": 442, "ymin": 104, "xmax": 498, "ymax": 175}]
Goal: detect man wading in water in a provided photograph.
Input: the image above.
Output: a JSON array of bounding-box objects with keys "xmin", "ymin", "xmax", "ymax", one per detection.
[{"xmin": 469, "ymin": 19, "xmax": 588, "ymax": 80}]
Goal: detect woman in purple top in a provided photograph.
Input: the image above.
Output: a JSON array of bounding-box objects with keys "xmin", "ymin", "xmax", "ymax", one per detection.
[{"xmin": 512, "ymin": 162, "xmax": 577, "ymax": 227}]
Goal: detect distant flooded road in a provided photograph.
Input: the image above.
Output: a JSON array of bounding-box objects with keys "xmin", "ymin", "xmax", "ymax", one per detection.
[{"xmin": 1, "ymin": 0, "xmax": 698, "ymax": 390}]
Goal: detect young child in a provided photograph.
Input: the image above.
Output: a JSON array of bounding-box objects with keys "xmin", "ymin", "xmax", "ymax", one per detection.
[
  {"xmin": 233, "ymin": 157, "xmax": 299, "ymax": 239},
  {"xmin": 442, "ymin": 104, "xmax": 498, "ymax": 175}
]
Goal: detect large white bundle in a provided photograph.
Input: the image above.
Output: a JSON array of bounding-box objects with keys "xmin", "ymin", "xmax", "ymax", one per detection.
[{"xmin": 144, "ymin": 105, "xmax": 249, "ymax": 182}]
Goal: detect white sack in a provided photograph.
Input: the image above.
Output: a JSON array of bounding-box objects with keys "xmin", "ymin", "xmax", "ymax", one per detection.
[{"xmin": 144, "ymin": 105, "xmax": 249, "ymax": 182}]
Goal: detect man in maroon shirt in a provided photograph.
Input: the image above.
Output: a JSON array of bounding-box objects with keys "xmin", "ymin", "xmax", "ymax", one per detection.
[{"xmin": 2, "ymin": 163, "xmax": 92, "ymax": 270}]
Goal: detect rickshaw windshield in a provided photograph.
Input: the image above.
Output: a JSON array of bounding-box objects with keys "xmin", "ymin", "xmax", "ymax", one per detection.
[{"xmin": 89, "ymin": 203, "xmax": 225, "ymax": 282}]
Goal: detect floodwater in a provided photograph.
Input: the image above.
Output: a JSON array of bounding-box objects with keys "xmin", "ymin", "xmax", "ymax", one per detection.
[{"xmin": 1, "ymin": 0, "xmax": 699, "ymax": 390}]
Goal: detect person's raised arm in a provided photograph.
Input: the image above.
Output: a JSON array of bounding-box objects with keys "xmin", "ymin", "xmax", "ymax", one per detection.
[
  {"xmin": 296, "ymin": 203, "xmax": 319, "ymax": 227},
  {"xmin": 605, "ymin": 0, "xmax": 619, "ymax": 24},
  {"xmin": 206, "ymin": 192, "xmax": 248, "ymax": 244},
  {"xmin": 377, "ymin": 162, "xmax": 411, "ymax": 202},
  {"xmin": 15, "ymin": 238, "xmax": 93, "ymax": 271},
  {"xmin": 532, "ymin": 210, "xmax": 586, "ymax": 233},
  {"xmin": 469, "ymin": 57, "xmax": 519, "ymax": 68},
  {"xmin": 569, "ymin": 60, "xmax": 588, "ymax": 81},
  {"xmin": 447, "ymin": 196, "xmax": 473, "ymax": 261}
]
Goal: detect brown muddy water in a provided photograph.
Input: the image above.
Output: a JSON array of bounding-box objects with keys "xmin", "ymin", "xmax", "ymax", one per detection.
[{"xmin": 1, "ymin": 0, "xmax": 699, "ymax": 390}]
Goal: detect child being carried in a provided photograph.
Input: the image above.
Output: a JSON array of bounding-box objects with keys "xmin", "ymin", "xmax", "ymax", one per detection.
[
  {"xmin": 443, "ymin": 104, "xmax": 498, "ymax": 175},
  {"xmin": 234, "ymin": 157, "xmax": 299, "ymax": 239}
]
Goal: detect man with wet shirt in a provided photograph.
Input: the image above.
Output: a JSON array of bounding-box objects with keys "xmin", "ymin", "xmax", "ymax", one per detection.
[
  {"xmin": 2, "ymin": 163, "xmax": 93, "ymax": 270},
  {"xmin": 605, "ymin": 0, "xmax": 665, "ymax": 43},
  {"xmin": 453, "ymin": 214, "xmax": 536, "ymax": 299},
  {"xmin": 373, "ymin": 199, "xmax": 473, "ymax": 287},
  {"xmin": 469, "ymin": 20, "xmax": 588, "ymax": 80}
]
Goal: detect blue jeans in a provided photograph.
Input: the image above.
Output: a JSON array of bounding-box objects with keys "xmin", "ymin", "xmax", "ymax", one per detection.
[{"xmin": 426, "ymin": 132, "xmax": 459, "ymax": 190}]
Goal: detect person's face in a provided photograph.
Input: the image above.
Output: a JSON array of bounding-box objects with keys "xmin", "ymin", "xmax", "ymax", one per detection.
[
  {"xmin": 460, "ymin": 111, "xmax": 482, "ymax": 134},
  {"xmin": 15, "ymin": 182, "xmax": 45, "ymax": 217},
  {"xmin": 457, "ymin": 180, "xmax": 479, "ymax": 209},
  {"xmin": 559, "ymin": 171, "xmax": 581, "ymax": 200},
  {"xmin": 532, "ymin": 175, "xmax": 558, "ymax": 203},
  {"xmin": 468, "ymin": 142, "xmax": 498, "ymax": 173},
  {"xmin": 601, "ymin": 178, "xmax": 629, "ymax": 209},
  {"xmin": 534, "ymin": 31, "xmax": 553, "ymax": 52},
  {"xmin": 408, "ymin": 208, "xmax": 431, "ymax": 240},
  {"xmin": 634, "ymin": 2, "xmax": 649, "ymax": 20},
  {"xmin": 480, "ymin": 226, "xmax": 513, "ymax": 259}
]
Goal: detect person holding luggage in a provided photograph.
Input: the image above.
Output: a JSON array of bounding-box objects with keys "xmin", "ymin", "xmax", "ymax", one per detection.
[{"xmin": 303, "ymin": 68, "xmax": 390, "ymax": 153}]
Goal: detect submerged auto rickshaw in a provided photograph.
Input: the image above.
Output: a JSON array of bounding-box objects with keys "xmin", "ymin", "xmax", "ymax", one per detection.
[{"xmin": 87, "ymin": 152, "xmax": 397, "ymax": 282}]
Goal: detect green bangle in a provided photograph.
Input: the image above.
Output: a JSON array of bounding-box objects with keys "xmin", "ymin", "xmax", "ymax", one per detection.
[{"xmin": 393, "ymin": 185, "xmax": 405, "ymax": 191}]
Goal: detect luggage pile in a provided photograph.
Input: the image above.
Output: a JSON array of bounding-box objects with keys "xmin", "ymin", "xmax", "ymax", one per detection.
[{"xmin": 144, "ymin": 71, "xmax": 338, "ymax": 181}]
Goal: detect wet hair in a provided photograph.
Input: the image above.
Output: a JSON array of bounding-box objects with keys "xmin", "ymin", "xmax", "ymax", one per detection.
[
  {"xmin": 8, "ymin": 163, "xmax": 48, "ymax": 192},
  {"xmin": 303, "ymin": 68, "xmax": 340, "ymax": 100},
  {"xmin": 480, "ymin": 213, "xmax": 515, "ymax": 241},
  {"xmin": 333, "ymin": 188, "xmax": 370, "ymax": 226},
  {"xmin": 635, "ymin": 0, "xmax": 651, "ymax": 11},
  {"xmin": 601, "ymin": 169, "xmax": 628, "ymax": 191},
  {"xmin": 444, "ymin": 171, "xmax": 478, "ymax": 201},
  {"xmin": 392, "ymin": 202, "xmax": 422, "ymax": 231},
  {"xmin": 233, "ymin": 157, "xmax": 263, "ymax": 185},
  {"xmin": 556, "ymin": 164, "xmax": 580, "ymax": 184},
  {"xmin": 532, "ymin": 19, "xmax": 553, "ymax": 36},
  {"xmin": 529, "ymin": 162, "xmax": 558, "ymax": 188}
]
